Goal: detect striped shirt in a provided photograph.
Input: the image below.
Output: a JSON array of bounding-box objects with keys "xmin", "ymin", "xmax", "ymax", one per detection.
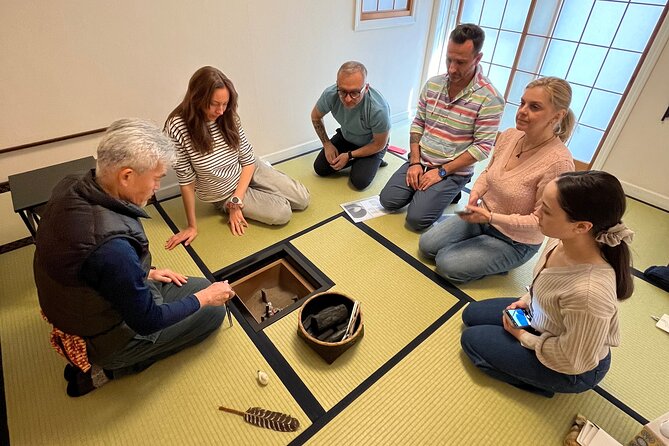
[
  {"xmin": 411, "ymin": 65, "xmax": 504, "ymax": 174},
  {"xmin": 520, "ymin": 239, "xmax": 620, "ymax": 375},
  {"xmin": 166, "ymin": 115, "xmax": 255, "ymax": 202}
]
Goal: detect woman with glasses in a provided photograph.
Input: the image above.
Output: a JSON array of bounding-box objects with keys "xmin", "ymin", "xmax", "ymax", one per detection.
[
  {"xmin": 461, "ymin": 170, "xmax": 634, "ymax": 397},
  {"xmin": 164, "ymin": 66, "xmax": 309, "ymax": 244},
  {"xmin": 311, "ymin": 61, "xmax": 391, "ymax": 190},
  {"xmin": 419, "ymin": 77, "xmax": 575, "ymax": 283}
]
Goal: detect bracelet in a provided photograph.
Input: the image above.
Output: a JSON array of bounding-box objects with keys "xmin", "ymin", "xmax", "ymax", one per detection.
[{"xmin": 409, "ymin": 162, "xmax": 422, "ymax": 167}]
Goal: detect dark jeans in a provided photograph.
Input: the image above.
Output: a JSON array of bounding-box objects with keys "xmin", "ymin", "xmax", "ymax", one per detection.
[
  {"xmin": 313, "ymin": 128, "xmax": 387, "ymax": 190},
  {"xmin": 379, "ymin": 161, "xmax": 472, "ymax": 231},
  {"xmin": 95, "ymin": 277, "xmax": 227, "ymax": 378},
  {"xmin": 460, "ymin": 298, "xmax": 611, "ymax": 397}
]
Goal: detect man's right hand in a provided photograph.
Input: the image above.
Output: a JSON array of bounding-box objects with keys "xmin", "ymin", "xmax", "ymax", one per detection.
[
  {"xmin": 165, "ymin": 226, "xmax": 198, "ymax": 250},
  {"xmin": 406, "ymin": 164, "xmax": 423, "ymax": 190},
  {"xmin": 324, "ymin": 141, "xmax": 339, "ymax": 165},
  {"xmin": 195, "ymin": 280, "xmax": 235, "ymax": 307}
]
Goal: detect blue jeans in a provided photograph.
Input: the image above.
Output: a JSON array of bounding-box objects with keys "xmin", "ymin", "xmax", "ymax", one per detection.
[
  {"xmin": 95, "ymin": 277, "xmax": 227, "ymax": 378},
  {"xmin": 379, "ymin": 162, "xmax": 472, "ymax": 231},
  {"xmin": 419, "ymin": 216, "xmax": 541, "ymax": 283},
  {"xmin": 460, "ymin": 299, "xmax": 611, "ymax": 397}
]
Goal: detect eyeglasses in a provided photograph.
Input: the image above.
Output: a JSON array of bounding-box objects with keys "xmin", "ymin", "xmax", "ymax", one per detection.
[{"xmin": 337, "ymin": 84, "xmax": 368, "ymax": 100}]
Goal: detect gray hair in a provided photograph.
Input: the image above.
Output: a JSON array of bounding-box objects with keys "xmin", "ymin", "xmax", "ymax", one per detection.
[
  {"xmin": 96, "ymin": 118, "xmax": 176, "ymax": 178},
  {"xmin": 337, "ymin": 61, "xmax": 367, "ymax": 79}
]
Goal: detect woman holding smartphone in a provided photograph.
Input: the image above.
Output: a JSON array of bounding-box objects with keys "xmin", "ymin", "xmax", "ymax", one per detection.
[
  {"xmin": 419, "ymin": 77, "xmax": 575, "ymax": 283},
  {"xmin": 460, "ymin": 171, "xmax": 634, "ymax": 397},
  {"xmin": 164, "ymin": 66, "xmax": 310, "ymax": 244}
]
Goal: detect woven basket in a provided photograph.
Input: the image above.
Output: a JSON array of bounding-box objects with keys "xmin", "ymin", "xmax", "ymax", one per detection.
[{"xmin": 297, "ymin": 291, "xmax": 364, "ymax": 364}]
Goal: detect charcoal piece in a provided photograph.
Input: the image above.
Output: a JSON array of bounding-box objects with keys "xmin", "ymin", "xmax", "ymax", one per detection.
[
  {"xmin": 324, "ymin": 327, "xmax": 347, "ymax": 343},
  {"xmin": 302, "ymin": 315, "xmax": 313, "ymax": 332},
  {"xmin": 316, "ymin": 328, "xmax": 335, "ymax": 341},
  {"xmin": 311, "ymin": 304, "xmax": 348, "ymax": 332}
]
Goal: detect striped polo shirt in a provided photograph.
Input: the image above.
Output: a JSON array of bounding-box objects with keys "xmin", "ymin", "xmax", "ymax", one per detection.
[
  {"xmin": 411, "ymin": 65, "xmax": 504, "ymax": 174},
  {"xmin": 166, "ymin": 115, "xmax": 255, "ymax": 202}
]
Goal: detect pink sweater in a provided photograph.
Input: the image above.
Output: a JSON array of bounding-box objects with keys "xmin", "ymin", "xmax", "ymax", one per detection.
[{"xmin": 471, "ymin": 128, "xmax": 574, "ymax": 244}]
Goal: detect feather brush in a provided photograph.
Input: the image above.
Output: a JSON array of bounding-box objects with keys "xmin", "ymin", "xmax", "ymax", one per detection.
[{"xmin": 218, "ymin": 406, "xmax": 300, "ymax": 432}]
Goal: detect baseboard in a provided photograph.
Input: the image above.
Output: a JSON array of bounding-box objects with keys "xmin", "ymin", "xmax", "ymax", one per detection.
[
  {"xmin": 261, "ymin": 140, "xmax": 323, "ymax": 165},
  {"xmin": 621, "ymin": 180, "xmax": 669, "ymax": 211}
]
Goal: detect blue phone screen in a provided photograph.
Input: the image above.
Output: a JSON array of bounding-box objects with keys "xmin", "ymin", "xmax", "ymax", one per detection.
[{"xmin": 509, "ymin": 309, "xmax": 530, "ymax": 327}]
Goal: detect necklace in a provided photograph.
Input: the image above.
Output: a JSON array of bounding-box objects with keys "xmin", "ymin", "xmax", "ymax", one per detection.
[{"xmin": 516, "ymin": 135, "xmax": 555, "ymax": 158}]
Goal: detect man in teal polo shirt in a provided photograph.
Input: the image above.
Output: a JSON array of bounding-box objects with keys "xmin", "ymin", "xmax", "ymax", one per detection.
[{"xmin": 311, "ymin": 61, "xmax": 391, "ymax": 190}]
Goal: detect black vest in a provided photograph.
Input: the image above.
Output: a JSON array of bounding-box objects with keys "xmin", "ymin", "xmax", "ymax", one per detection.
[{"xmin": 34, "ymin": 170, "xmax": 151, "ymax": 362}]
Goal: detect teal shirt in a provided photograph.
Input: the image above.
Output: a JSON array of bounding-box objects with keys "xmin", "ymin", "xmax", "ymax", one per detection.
[{"xmin": 316, "ymin": 84, "xmax": 391, "ymax": 146}]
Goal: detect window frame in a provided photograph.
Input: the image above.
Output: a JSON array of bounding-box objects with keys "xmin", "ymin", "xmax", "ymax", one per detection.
[{"xmin": 355, "ymin": 0, "xmax": 417, "ymax": 31}]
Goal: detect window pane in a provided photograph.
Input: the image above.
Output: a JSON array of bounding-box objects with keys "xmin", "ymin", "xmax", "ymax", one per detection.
[
  {"xmin": 540, "ymin": 40, "xmax": 577, "ymax": 78},
  {"xmin": 595, "ymin": 49, "xmax": 641, "ymax": 93},
  {"xmin": 528, "ymin": 0, "xmax": 562, "ymax": 36},
  {"xmin": 581, "ymin": 1, "xmax": 626, "ymax": 47},
  {"xmin": 501, "ymin": 0, "xmax": 531, "ymax": 32},
  {"xmin": 395, "ymin": 0, "xmax": 409, "ymax": 9},
  {"xmin": 553, "ymin": 0, "xmax": 594, "ymax": 41},
  {"xmin": 613, "ymin": 4, "xmax": 664, "ymax": 51},
  {"xmin": 461, "ymin": 0, "xmax": 484, "ymax": 24},
  {"xmin": 566, "ymin": 44, "xmax": 607, "ymax": 85},
  {"xmin": 492, "ymin": 31, "xmax": 521, "ymax": 67},
  {"xmin": 480, "ymin": 28, "xmax": 499, "ymax": 63},
  {"xmin": 579, "ymin": 89, "xmax": 621, "ymax": 129},
  {"xmin": 379, "ymin": 0, "xmax": 394, "ymax": 11},
  {"xmin": 488, "ymin": 64, "xmax": 512, "ymax": 95},
  {"xmin": 362, "ymin": 0, "xmax": 377, "ymax": 13},
  {"xmin": 570, "ymin": 84, "xmax": 591, "ymax": 120},
  {"xmin": 479, "ymin": 62, "xmax": 491, "ymax": 77},
  {"xmin": 630, "ymin": 0, "xmax": 666, "ymax": 5},
  {"xmin": 508, "ymin": 71, "xmax": 536, "ymax": 104},
  {"xmin": 499, "ymin": 103, "xmax": 518, "ymax": 132},
  {"xmin": 518, "ymin": 35, "xmax": 549, "ymax": 72},
  {"xmin": 568, "ymin": 125, "xmax": 604, "ymax": 162},
  {"xmin": 480, "ymin": 0, "xmax": 506, "ymax": 28}
]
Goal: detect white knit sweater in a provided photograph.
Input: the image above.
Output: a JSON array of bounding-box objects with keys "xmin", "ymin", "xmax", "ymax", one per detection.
[{"xmin": 519, "ymin": 239, "xmax": 620, "ymax": 375}]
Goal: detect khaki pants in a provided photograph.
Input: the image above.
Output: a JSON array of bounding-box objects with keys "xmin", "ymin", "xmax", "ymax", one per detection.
[{"xmin": 215, "ymin": 160, "xmax": 310, "ymax": 225}]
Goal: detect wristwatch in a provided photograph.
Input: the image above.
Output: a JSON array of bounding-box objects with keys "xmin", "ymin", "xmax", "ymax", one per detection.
[
  {"xmin": 226, "ymin": 196, "xmax": 244, "ymax": 209},
  {"xmin": 348, "ymin": 152, "xmax": 355, "ymax": 160},
  {"xmin": 438, "ymin": 166, "xmax": 448, "ymax": 178}
]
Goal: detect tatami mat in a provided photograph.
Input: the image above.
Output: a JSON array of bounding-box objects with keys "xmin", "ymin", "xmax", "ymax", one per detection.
[
  {"xmin": 307, "ymin": 308, "xmax": 641, "ymax": 445},
  {"xmin": 158, "ymin": 152, "xmax": 405, "ymax": 274},
  {"xmin": 598, "ymin": 277, "xmax": 669, "ymax": 420},
  {"xmin": 623, "ymin": 198, "xmax": 669, "ymax": 272},
  {"xmin": 0, "ymin": 244, "xmax": 307, "ymax": 445},
  {"xmin": 264, "ymin": 217, "xmax": 459, "ymax": 410}
]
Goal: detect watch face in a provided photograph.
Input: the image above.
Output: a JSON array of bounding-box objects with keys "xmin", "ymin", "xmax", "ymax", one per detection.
[
  {"xmin": 231, "ymin": 197, "xmax": 240, "ymax": 204},
  {"xmin": 439, "ymin": 168, "xmax": 447, "ymax": 178}
]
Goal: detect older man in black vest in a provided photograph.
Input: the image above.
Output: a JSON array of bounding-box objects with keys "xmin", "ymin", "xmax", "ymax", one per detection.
[{"xmin": 34, "ymin": 118, "xmax": 234, "ymax": 397}]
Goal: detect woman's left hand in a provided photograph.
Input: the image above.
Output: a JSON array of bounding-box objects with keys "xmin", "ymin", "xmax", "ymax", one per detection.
[
  {"xmin": 148, "ymin": 268, "xmax": 188, "ymax": 286},
  {"xmin": 228, "ymin": 207, "xmax": 248, "ymax": 236},
  {"xmin": 459, "ymin": 205, "xmax": 492, "ymax": 224},
  {"xmin": 502, "ymin": 312, "xmax": 525, "ymax": 341}
]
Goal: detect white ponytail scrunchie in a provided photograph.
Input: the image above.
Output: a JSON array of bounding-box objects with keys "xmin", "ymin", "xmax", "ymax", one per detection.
[{"xmin": 595, "ymin": 222, "xmax": 634, "ymax": 247}]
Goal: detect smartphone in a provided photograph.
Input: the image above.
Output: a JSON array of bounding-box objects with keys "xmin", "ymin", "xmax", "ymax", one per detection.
[
  {"xmin": 504, "ymin": 308, "xmax": 532, "ymax": 329},
  {"xmin": 455, "ymin": 209, "xmax": 473, "ymax": 216}
]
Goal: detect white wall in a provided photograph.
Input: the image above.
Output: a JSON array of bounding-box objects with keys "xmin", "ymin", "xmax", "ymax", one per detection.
[
  {"xmin": 596, "ymin": 13, "xmax": 669, "ymax": 210},
  {"xmin": 0, "ymin": 0, "xmax": 435, "ymax": 182}
]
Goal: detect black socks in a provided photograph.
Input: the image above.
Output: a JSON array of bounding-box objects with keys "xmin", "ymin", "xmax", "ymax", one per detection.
[{"xmin": 64, "ymin": 364, "xmax": 112, "ymax": 397}]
